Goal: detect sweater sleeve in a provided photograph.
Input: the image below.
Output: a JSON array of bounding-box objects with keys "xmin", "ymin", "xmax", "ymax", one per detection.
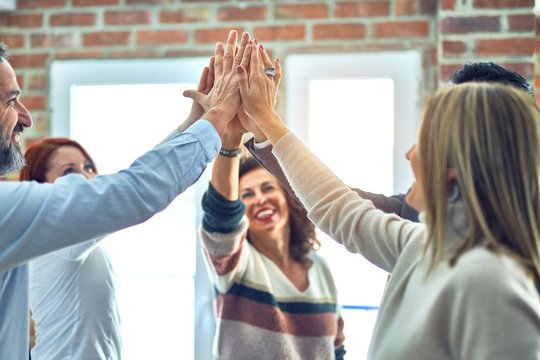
[
  {"xmin": 202, "ymin": 182, "xmax": 246, "ymax": 233},
  {"xmin": 272, "ymin": 132, "xmax": 424, "ymax": 273}
]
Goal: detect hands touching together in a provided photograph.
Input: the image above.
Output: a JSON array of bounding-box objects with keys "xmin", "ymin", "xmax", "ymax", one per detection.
[{"xmin": 183, "ymin": 30, "xmax": 289, "ymax": 146}]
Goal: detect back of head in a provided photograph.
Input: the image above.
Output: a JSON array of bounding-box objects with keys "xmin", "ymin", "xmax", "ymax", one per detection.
[
  {"xmin": 418, "ymin": 83, "xmax": 540, "ymax": 287},
  {"xmin": 450, "ymin": 62, "xmax": 534, "ymax": 99},
  {"xmin": 19, "ymin": 137, "xmax": 95, "ymax": 183}
]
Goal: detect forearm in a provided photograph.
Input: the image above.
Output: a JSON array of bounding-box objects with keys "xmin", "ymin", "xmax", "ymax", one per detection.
[
  {"xmin": 210, "ymin": 132, "xmax": 243, "ymax": 201},
  {"xmin": 0, "ymin": 120, "xmax": 220, "ymax": 271}
]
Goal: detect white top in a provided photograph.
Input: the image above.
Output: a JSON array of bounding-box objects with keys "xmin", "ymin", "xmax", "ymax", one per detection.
[
  {"xmin": 273, "ymin": 131, "xmax": 540, "ymax": 360},
  {"xmin": 0, "ymin": 120, "xmax": 220, "ymax": 359},
  {"xmin": 30, "ymin": 238, "xmax": 121, "ymax": 359}
]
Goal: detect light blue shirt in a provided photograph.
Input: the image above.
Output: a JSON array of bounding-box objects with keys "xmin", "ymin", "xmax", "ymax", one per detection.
[{"xmin": 0, "ymin": 120, "xmax": 220, "ymax": 359}]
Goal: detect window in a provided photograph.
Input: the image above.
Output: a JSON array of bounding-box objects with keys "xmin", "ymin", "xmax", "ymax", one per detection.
[
  {"xmin": 50, "ymin": 58, "xmax": 214, "ymax": 360},
  {"xmin": 286, "ymin": 52, "xmax": 420, "ymax": 358}
]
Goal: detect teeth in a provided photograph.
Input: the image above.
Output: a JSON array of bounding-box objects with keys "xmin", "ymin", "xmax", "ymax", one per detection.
[
  {"xmin": 13, "ymin": 133, "xmax": 20, "ymax": 143},
  {"xmin": 256, "ymin": 209, "xmax": 274, "ymax": 219}
]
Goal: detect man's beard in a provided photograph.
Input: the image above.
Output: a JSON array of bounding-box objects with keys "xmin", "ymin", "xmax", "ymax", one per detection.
[{"xmin": 0, "ymin": 126, "xmax": 25, "ymax": 176}]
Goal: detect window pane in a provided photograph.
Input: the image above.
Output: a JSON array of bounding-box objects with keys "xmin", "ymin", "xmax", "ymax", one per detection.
[{"xmin": 70, "ymin": 83, "xmax": 197, "ymax": 359}]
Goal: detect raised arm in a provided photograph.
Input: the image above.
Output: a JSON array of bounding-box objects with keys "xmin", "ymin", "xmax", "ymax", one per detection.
[{"xmin": 236, "ymin": 41, "xmax": 423, "ymax": 271}]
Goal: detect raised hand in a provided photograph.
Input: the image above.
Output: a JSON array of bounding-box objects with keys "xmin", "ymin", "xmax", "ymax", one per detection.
[
  {"xmin": 183, "ymin": 30, "xmax": 244, "ymax": 135},
  {"xmin": 237, "ymin": 41, "xmax": 288, "ymax": 144},
  {"xmin": 178, "ymin": 57, "xmax": 215, "ymax": 132}
]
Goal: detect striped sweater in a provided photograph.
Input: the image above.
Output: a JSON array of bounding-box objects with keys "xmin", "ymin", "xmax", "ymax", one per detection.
[{"xmin": 200, "ymin": 184, "xmax": 345, "ymax": 360}]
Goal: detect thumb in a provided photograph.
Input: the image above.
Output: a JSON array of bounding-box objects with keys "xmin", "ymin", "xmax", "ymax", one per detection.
[
  {"xmin": 183, "ymin": 90, "xmax": 204, "ymax": 104},
  {"xmin": 236, "ymin": 66, "xmax": 249, "ymax": 99}
]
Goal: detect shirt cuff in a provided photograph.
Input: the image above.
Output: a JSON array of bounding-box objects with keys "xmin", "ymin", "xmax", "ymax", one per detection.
[{"xmin": 253, "ymin": 138, "xmax": 271, "ymax": 150}]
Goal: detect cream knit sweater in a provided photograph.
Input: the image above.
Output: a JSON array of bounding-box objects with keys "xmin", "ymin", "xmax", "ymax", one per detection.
[{"xmin": 273, "ymin": 131, "xmax": 540, "ymax": 360}]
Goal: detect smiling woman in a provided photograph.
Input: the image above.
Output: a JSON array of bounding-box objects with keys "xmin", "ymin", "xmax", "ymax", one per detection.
[
  {"xmin": 20, "ymin": 138, "xmax": 122, "ymax": 360},
  {"xmin": 200, "ymin": 153, "xmax": 346, "ymax": 360}
]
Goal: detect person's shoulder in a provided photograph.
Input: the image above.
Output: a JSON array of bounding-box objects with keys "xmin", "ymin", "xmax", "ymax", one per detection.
[{"xmin": 447, "ymin": 247, "xmax": 535, "ymax": 299}]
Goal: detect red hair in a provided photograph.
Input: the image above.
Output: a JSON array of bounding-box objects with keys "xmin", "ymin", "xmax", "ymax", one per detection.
[{"xmin": 19, "ymin": 138, "xmax": 97, "ymax": 183}]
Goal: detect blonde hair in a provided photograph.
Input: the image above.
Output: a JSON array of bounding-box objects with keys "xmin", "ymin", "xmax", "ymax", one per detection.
[{"xmin": 418, "ymin": 83, "xmax": 540, "ymax": 289}]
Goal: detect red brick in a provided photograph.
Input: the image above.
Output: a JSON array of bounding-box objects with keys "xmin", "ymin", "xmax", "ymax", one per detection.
[
  {"xmin": 73, "ymin": 0, "xmax": 118, "ymax": 6},
  {"xmin": 440, "ymin": 63, "xmax": 463, "ymax": 82},
  {"xmin": 441, "ymin": 0, "xmax": 456, "ymax": 10},
  {"xmin": 50, "ymin": 13, "xmax": 96, "ymax": 26},
  {"xmin": 335, "ymin": 1, "xmax": 389, "ymax": 17},
  {"xmin": 373, "ymin": 21, "xmax": 429, "ymax": 38},
  {"xmin": 536, "ymin": 17, "xmax": 540, "ymax": 35},
  {"xmin": 535, "ymin": 39, "xmax": 540, "ymax": 52},
  {"xmin": 395, "ymin": 0, "xmax": 437, "ymax": 16},
  {"xmin": 440, "ymin": 16, "xmax": 500, "ymax": 34},
  {"xmin": 23, "ymin": 95, "xmax": 46, "ymax": 111},
  {"xmin": 160, "ymin": 9, "xmax": 210, "ymax": 23},
  {"xmin": 498, "ymin": 61, "xmax": 534, "ymax": 79},
  {"xmin": 18, "ymin": 0, "xmax": 65, "ymax": 8},
  {"xmin": 83, "ymin": 32, "xmax": 130, "ymax": 46},
  {"xmin": 254, "ymin": 25, "xmax": 305, "ymax": 41},
  {"xmin": 0, "ymin": 14, "xmax": 43, "ymax": 28},
  {"xmin": 218, "ymin": 6, "xmax": 268, "ymax": 21},
  {"xmin": 475, "ymin": 38, "xmax": 534, "ymax": 56},
  {"xmin": 56, "ymin": 50, "xmax": 105, "ymax": 59},
  {"xmin": 31, "ymin": 33, "xmax": 75, "ymax": 48},
  {"xmin": 137, "ymin": 30, "xmax": 188, "ymax": 45},
  {"xmin": 442, "ymin": 40, "xmax": 466, "ymax": 56},
  {"xmin": 275, "ymin": 4, "xmax": 327, "ymax": 19},
  {"xmin": 105, "ymin": 11, "xmax": 152, "ymax": 25},
  {"xmin": 508, "ymin": 14, "xmax": 535, "ymax": 32},
  {"xmin": 0, "ymin": 34, "xmax": 25, "ymax": 48},
  {"xmin": 194, "ymin": 27, "xmax": 245, "ymax": 44},
  {"xmin": 9, "ymin": 54, "xmax": 49, "ymax": 69},
  {"xmin": 27, "ymin": 74, "xmax": 47, "ymax": 91},
  {"xmin": 313, "ymin": 24, "xmax": 365, "ymax": 40},
  {"xmin": 423, "ymin": 46, "xmax": 437, "ymax": 66},
  {"xmin": 473, "ymin": 0, "xmax": 533, "ymax": 8}
]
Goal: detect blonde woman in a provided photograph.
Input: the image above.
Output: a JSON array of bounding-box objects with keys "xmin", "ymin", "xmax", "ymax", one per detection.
[{"xmin": 234, "ymin": 41, "xmax": 540, "ymax": 359}]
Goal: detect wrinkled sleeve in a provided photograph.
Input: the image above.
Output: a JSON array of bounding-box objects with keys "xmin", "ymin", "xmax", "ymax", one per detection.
[
  {"xmin": 0, "ymin": 120, "xmax": 220, "ymax": 272},
  {"xmin": 272, "ymin": 132, "xmax": 424, "ymax": 273}
]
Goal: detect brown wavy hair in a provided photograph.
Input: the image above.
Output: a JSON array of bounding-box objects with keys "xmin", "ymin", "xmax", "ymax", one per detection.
[
  {"xmin": 19, "ymin": 137, "xmax": 97, "ymax": 183},
  {"xmin": 239, "ymin": 156, "xmax": 320, "ymax": 267}
]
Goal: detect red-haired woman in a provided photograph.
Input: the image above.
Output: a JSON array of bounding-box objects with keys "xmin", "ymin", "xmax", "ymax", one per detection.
[{"xmin": 20, "ymin": 138, "xmax": 121, "ymax": 360}]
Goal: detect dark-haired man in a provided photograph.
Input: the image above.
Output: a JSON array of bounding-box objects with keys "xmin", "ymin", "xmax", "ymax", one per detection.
[{"xmin": 0, "ymin": 29, "xmax": 243, "ymax": 358}]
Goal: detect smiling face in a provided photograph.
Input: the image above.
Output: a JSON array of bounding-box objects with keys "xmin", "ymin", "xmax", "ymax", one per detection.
[
  {"xmin": 239, "ymin": 167, "xmax": 290, "ymax": 238},
  {"xmin": 0, "ymin": 59, "xmax": 32, "ymax": 175},
  {"xmin": 44, "ymin": 145, "xmax": 97, "ymax": 183}
]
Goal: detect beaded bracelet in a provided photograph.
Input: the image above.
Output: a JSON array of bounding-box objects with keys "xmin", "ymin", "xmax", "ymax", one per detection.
[{"xmin": 219, "ymin": 147, "xmax": 242, "ymax": 157}]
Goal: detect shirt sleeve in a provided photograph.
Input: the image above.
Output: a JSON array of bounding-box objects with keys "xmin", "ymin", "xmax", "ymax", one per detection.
[
  {"xmin": 0, "ymin": 120, "xmax": 220, "ymax": 272},
  {"xmin": 272, "ymin": 131, "xmax": 424, "ymax": 272}
]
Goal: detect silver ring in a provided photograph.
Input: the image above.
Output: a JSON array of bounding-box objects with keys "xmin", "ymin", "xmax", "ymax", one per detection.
[{"xmin": 264, "ymin": 67, "xmax": 275, "ymax": 77}]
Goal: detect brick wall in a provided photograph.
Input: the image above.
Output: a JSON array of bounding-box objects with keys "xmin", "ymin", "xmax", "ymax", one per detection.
[{"xmin": 0, "ymin": 0, "xmax": 536, "ymax": 142}]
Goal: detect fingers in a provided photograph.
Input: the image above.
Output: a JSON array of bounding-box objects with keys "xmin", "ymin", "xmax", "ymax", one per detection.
[
  {"xmin": 214, "ymin": 42, "xmax": 224, "ymax": 76},
  {"xmin": 274, "ymin": 58, "xmax": 282, "ymax": 87},
  {"xmin": 183, "ymin": 89, "xmax": 204, "ymax": 104},
  {"xmin": 259, "ymin": 44, "xmax": 273, "ymax": 69},
  {"xmin": 234, "ymin": 32, "xmax": 250, "ymax": 68},
  {"xmin": 249, "ymin": 41, "xmax": 261, "ymax": 76},
  {"xmin": 236, "ymin": 65, "xmax": 249, "ymax": 100},
  {"xmin": 197, "ymin": 66, "xmax": 209, "ymax": 92},
  {"xmin": 205, "ymin": 57, "xmax": 215, "ymax": 94},
  {"xmin": 240, "ymin": 42, "xmax": 252, "ymax": 71},
  {"xmin": 223, "ymin": 30, "xmax": 238, "ymax": 72}
]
